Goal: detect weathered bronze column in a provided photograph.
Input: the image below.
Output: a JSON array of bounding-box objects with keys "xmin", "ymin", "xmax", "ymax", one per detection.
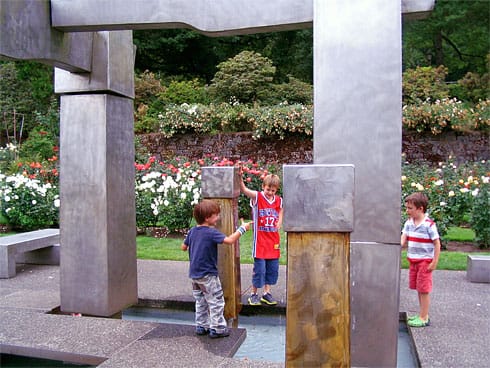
[
  {"xmin": 283, "ymin": 164, "xmax": 354, "ymax": 367},
  {"xmin": 201, "ymin": 167, "xmax": 242, "ymax": 326}
]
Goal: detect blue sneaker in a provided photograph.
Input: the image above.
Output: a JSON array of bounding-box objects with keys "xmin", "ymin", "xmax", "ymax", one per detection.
[
  {"xmin": 195, "ymin": 326, "xmax": 209, "ymax": 335},
  {"xmin": 260, "ymin": 292, "xmax": 277, "ymax": 306},
  {"xmin": 248, "ymin": 293, "xmax": 261, "ymax": 306},
  {"xmin": 209, "ymin": 328, "xmax": 230, "ymax": 338}
]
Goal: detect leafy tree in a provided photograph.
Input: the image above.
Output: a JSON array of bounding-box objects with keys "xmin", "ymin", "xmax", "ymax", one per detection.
[
  {"xmin": 0, "ymin": 61, "xmax": 54, "ymax": 142},
  {"xmin": 209, "ymin": 51, "xmax": 276, "ymax": 103},
  {"xmin": 403, "ymin": 0, "xmax": 489, "ymax": 80}
]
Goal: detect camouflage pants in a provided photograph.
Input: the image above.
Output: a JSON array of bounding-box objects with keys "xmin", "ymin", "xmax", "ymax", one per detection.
[{"xmin": 192, "ymin": 275, "xmax": 226, "ymax": 332}]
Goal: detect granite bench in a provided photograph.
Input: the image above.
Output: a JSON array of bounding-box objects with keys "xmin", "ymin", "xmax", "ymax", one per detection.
[
  {"xmin": 0, "ymin": 228, "xmax": 60, "ymax": 278},
  {"xmin": 466, "ymin": 254, "xmax": 490, "ymax": 283}
]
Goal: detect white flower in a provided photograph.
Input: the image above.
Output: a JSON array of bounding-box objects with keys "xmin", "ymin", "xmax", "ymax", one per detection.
[
  {"xmin": 32, "ymin": 200, "xmax": 37, "ymax": 205},
  {"xmin": 401, "ymin": 175, "xmax": 407, "ymax": 181},
  {"xmin": 472, "ymin": 189, "xmax": 479, "ymax": 197},
  {"xmin": 163, "ymin": 199, "xmax": 169, "ymax": 207},
  {"xmin": 4, "ymin": 195, "xmax": 10, "ymax": 202},
  {"xmin": 460, "ymin": 188, "xmax": 469, "ymax": 193},
  {"xmin": 416, "ymin": 183, "xmax": 424, "ymax": 191},
  {"xmin": 482, "ymin": 176, "xmax": 489, "ymax": 184},
  {"xmin": 434, "ymin": 180, "xmax": 444, "ymax": 186},
  {"xmin": 448, "ymin": 191, "xmax": 455, "ymax": 197},
  {"xmin": 54, "ymin": 199, "xmax": 60, "ymax": 208},
  {"xmin": 440, "ymin": 202, "xmax": 446, "ymax": 207}
]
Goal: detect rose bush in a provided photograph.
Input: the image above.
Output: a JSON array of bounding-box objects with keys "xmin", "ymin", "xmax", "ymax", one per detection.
[{"xmin": 0, "ymin": 148, "xmax": 488, "ymax": 248}]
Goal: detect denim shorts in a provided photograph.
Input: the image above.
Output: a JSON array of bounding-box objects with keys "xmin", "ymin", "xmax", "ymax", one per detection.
[{"xmin": 252, "ymin": 258, "xmax": 279, "ymax": 288}]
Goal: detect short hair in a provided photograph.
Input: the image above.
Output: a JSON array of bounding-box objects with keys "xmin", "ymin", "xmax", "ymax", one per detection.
[
  {"xmin": 263, "ymin": 174, "xmax": 281, "ymax": 188},
  {"xmin": 193, "ymin": 199, "xmax": 220, "ymax": 224},
  {"xmin": 404, "ymin": 192, "xmax": 428, "ymax": 213}
]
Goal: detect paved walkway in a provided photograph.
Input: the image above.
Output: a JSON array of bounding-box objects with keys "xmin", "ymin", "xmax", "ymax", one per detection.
[{"xmin": 1, "ymin": 260, "xmax": 488, "ymax": 367}]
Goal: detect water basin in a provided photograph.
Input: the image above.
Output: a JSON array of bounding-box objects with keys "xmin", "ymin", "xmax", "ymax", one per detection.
[{"xmin": 122, "ymin": 307, "xmax": 419, "ymax": 366}]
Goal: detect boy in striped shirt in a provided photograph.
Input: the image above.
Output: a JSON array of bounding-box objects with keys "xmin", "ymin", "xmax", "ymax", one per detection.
[{"xmin": 401, "ymin": 192, "xmax": 441, "ymax": 328}]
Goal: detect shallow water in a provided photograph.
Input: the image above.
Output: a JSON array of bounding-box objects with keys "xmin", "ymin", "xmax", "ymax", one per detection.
[{"xmin": 123, "ymin": 307, "xmax": 418, "ymax": 366}]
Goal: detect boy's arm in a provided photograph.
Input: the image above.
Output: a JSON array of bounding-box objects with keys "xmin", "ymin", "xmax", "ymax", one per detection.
[
  {"xmin": 240, "ymin": 177, "xmax": 257, "ymax": 199},
  {"xmin": 237, "ymin": 166, "xmax": 258, "ymax": 199},
  {"xmin": 400, "ymin": 233, "xmax": 407, "ymax": 249},
  {"xmin": 222, "ymin": 220, "xmax": 253, "ymax": 244},
  {"xmin": 428, "ymin": 238, "xmax": 441, "ymax": 271}
]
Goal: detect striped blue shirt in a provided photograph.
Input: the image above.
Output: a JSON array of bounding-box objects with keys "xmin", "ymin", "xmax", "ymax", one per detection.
[{"xmin": 402, "ymin": 215, "xmax": 440, "ymax": 260}]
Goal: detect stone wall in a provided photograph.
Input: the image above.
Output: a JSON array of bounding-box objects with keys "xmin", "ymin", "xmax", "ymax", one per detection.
[{"xmin": 138, "ymin": 131, "xmax": 489, "ymax": 165}]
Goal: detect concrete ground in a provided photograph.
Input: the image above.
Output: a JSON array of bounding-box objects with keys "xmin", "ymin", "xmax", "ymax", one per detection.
[{"xmin": 1, "ymin": 260, "xmax": 488, "ymax": 367}]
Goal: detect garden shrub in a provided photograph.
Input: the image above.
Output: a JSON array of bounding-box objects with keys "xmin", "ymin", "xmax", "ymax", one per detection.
[
  {"xmin": 160, "ymin": 78, "xmax": 210, "ymax": 105},
  {"xmin": 402, "ymin": 65, "xmax": 450, "ymax": 104},
  {"xmin": 470, "ymin": 176, "xmax": 489, "ymax": 248},
  {"xmin": 402, "ymin": 98, "xmax": 490, "ymax": 134},
  {"xmin": 209, "ymin": 50, "xmax": 276, "ymax": 104}
]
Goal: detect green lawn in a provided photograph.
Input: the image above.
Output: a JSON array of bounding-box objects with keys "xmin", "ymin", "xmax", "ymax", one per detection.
[{"xmin": 137, "ymin": 226, "xmax": 489, "ymax": 270}]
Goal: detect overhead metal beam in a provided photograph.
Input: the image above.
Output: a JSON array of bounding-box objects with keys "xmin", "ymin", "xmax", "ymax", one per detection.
[
  {"xmin": 51, "ymin": 0, "xmax": 434, "ymax": 36},
  {"xmin": 0, "ymin": 0, "xmax": 92, "ymax": 72}
]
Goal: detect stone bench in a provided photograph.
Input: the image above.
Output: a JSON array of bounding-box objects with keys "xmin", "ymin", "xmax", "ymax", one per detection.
[
  {"xmin": 0, "ymin": 228, "xmax": 60, "ymax": 278},
  {"xmin": 467, "ymin": 255, "xmax": 490, "ymax": 283}
]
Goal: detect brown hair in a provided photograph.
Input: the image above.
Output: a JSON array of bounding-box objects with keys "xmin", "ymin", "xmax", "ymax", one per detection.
[
  {"xmin": 193, "ymin": 199, "xmax": 220, "ymax": 224},
  {"xmin": 404, "ymin": 192, "xmax": 428, "ymax": 213},
  {"xmin": 263, "ymin": 174, "xmax": 281, "ymax": 188}
]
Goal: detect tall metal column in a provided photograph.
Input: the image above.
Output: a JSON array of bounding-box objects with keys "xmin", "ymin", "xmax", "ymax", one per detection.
[
  {"xmin": 56, "ymin": 31, "xmax": 137, "ymax": 316},
  {"xmin": 313, "ymin": 1, "xmax": 403, "ymax": 366}
]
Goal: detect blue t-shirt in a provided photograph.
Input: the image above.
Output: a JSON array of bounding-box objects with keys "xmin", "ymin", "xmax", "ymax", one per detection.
[{"xmin": 184, "ymin": 226, "xmax": 226, "ymax": 279}]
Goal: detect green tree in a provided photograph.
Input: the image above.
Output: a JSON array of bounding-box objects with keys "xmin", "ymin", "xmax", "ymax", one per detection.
[
  {"xmin": 209, "ymin": 51, "xmax": 276, "ymax": 103},
  {"xmin": 403, "ymin": 0, "xmax": 489, "ymax": 80},
  {"xmin": 0, "ymin": 61, "xmax": 54, "ymax": 142}
]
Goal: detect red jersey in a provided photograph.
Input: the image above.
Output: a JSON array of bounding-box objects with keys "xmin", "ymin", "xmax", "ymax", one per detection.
[{"xmin": 251, "ymin": 191, "xmax": 282, "ymax": 259}]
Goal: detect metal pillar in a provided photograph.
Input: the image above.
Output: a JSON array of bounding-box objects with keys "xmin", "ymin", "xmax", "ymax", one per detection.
[
  {"xmin": 314, "ymin": 1, "xmax": 403, "ymax": 366},
  {"xmin": 56, "ymin": 31, "xmax": 137, "ymax": 316}
]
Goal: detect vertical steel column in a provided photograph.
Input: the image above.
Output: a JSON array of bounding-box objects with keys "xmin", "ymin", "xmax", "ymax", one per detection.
[
  {"xmin": 201, "ymin": 167, "xmax": 242, "ymax": 325},
  {"xmin": 56, "ymin": 31, "xmax": 137, "ymax": 316},
  {"xmin": 283, "ymin": 165, "xmax": 354, "ymax": 367},
  {"xmin": 313, "ymin": 1, "xmax": 402, "ymax": 366}
]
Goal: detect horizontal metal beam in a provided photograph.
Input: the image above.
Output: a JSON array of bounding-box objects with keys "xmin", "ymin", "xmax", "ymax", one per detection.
[
  {"xmin": 51, "ymin": 0, "xmax": 434, "ymax": 36},
  {"xmin": 0, "ymin": 0, "xmax": 92, "ymax": 72}
]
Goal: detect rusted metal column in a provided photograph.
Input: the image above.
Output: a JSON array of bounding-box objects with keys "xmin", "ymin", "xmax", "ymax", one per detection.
[
  {"xmin": 201, "ymin": 167, "xmax": 241, "ymax": 326},
  {"xmin": 283, "ymin": 164, "xmax": 354, "ymax": 367}
]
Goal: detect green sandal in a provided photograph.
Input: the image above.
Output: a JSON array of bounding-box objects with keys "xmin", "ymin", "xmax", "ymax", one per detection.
[
  {"xmin": 408, "ymin": 316, "xmax": 430, "ymax": 327},
  {"xmin": 407, "ymin": 315, "xmax": 418, "ymax": 321}
]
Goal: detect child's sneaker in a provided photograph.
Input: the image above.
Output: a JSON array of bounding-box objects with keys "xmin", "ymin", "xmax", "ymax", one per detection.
[
  {"xmin": 209, "ymin": 328, "xmax": 230, "ymax": 338},
  {"xmin": 260, "ymin": 292, "xmax": 277, "ymax": 306},
  {"xmin": 248, "ymin": 293, "xmax": 261, "ymax": 306},
  {"xmin": 407, "ymin": 316, "xmax": 430, "ymax": 327},
  {"xmin": 195, "ymin": 326, "xmax": 209, "ymax": 335}
]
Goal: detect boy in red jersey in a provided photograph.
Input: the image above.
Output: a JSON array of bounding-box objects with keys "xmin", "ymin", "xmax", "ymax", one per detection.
[
  {"xmin": 401, "ymin": 192, "xmax": 441, "ymax": 327},
  {"xmin": 240, "ymin": 170, "xmax": 283, "ymax": 306}
]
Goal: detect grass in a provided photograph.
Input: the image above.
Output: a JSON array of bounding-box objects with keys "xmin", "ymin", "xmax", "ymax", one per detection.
[
  {"xmin": 2, "ymin": 225, "xmax": 486, "ymax": 271},
  {"xmin": 137, "ymin": 226, "xmax": 489, "ymax": 271},
  {"xmin": 443, "ymin": 226, "xmax": 475, "ymax": 242},
  {"xmin": 137, "ymin": 228, "xmax": 288, "ymax": 265}
]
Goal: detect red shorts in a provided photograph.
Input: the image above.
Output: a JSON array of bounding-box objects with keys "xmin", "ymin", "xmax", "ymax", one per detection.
[{"xmin": 409, "ymin": 259, "xmax": 433, "ymax": 293}]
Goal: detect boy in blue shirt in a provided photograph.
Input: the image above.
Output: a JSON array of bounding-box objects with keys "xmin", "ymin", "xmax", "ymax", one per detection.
[{"xmin": 182, "ymin": 199, "xmax": 252, "ymax": 338}]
